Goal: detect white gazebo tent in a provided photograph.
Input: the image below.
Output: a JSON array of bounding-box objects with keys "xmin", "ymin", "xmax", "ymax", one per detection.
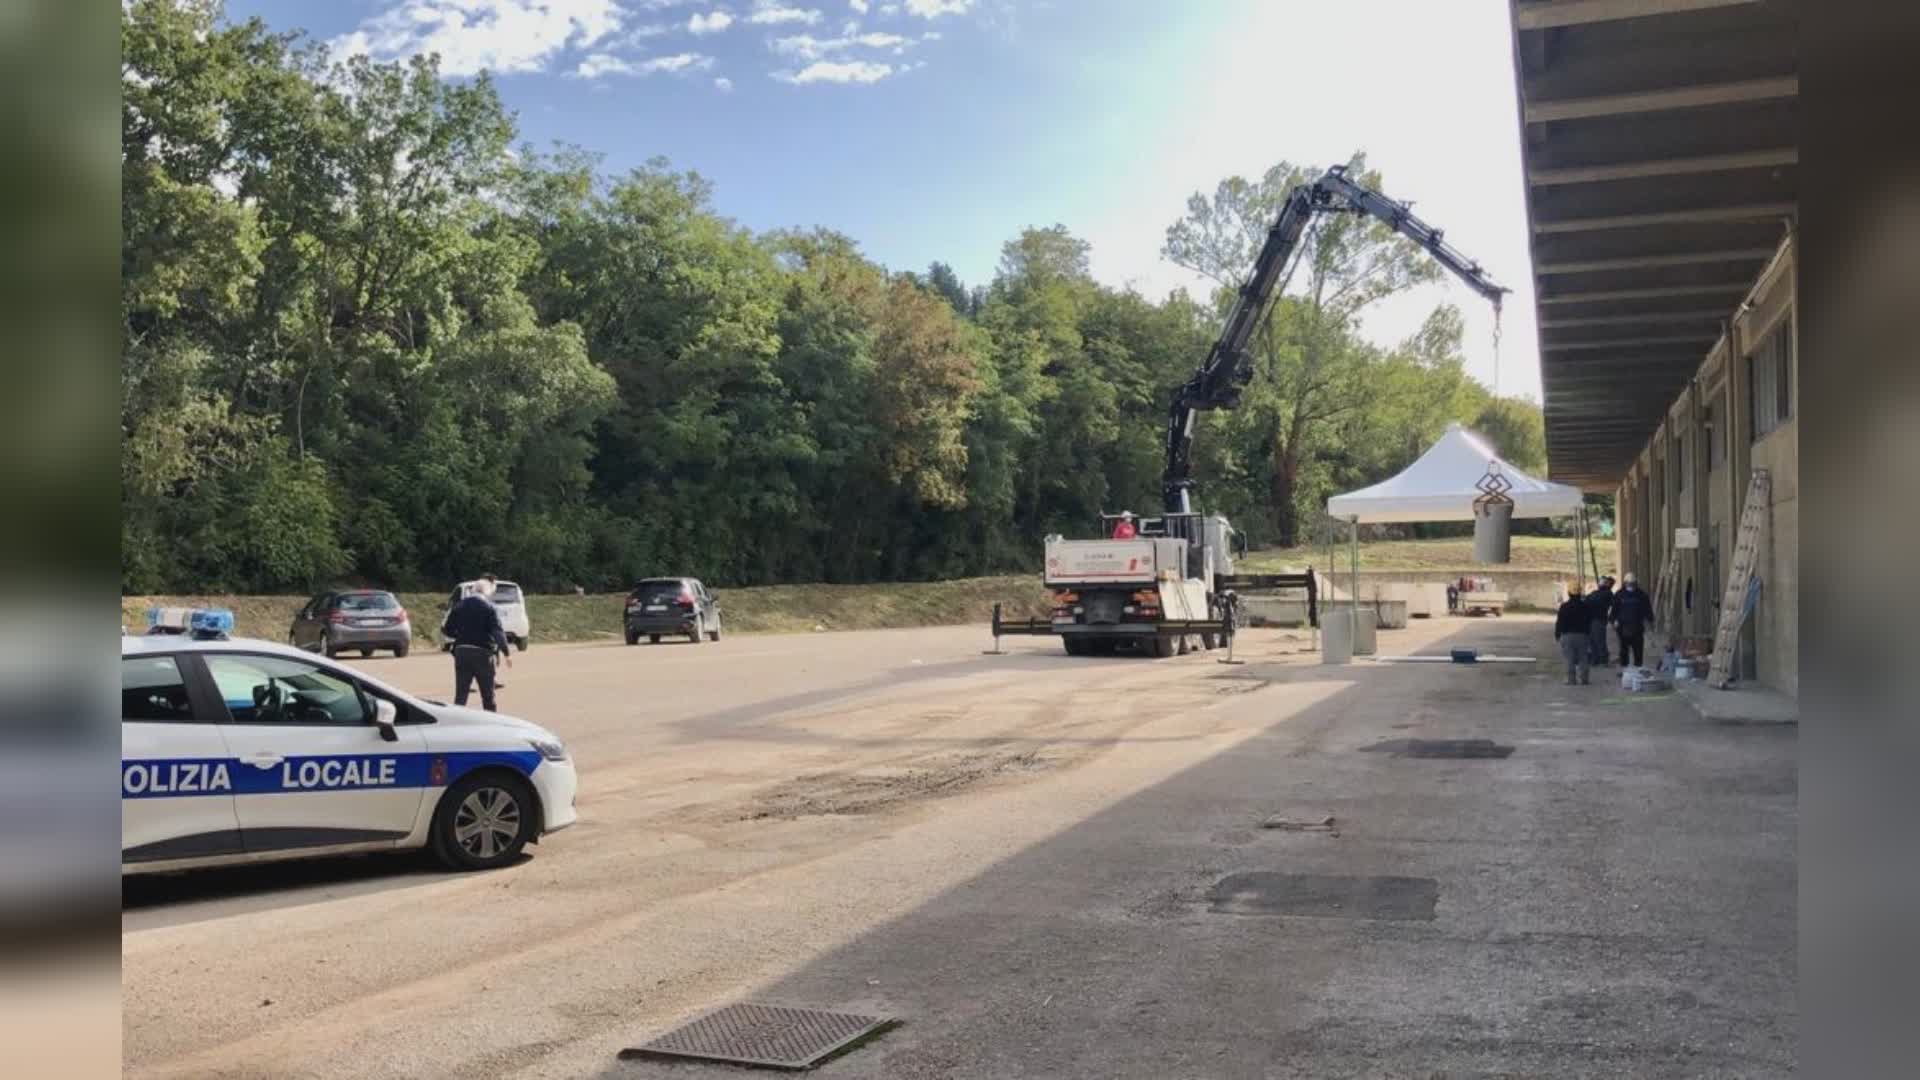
[
  {"xmin": 1327, "ymin": 423, "xmax": 1582, "ymax": 523},
  {"xmin": 1318, "ymin": 424, "xmax": 1585, "ymax": 658}
]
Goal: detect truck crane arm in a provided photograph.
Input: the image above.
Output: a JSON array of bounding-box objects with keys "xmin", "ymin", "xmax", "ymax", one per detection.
[{"xmin": 1162, "ymin": 164, "xmax": 1508, "ymax": 515}]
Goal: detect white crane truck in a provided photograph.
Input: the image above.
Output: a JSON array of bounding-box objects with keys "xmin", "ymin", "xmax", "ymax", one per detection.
[{"xmin": 994, "ymin": 163, "xmax": 1507, "ymax": 657}]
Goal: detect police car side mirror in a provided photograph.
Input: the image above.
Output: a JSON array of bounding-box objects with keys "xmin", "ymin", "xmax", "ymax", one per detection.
[{"xmin": 373, "ymin": 699, "xmax": 399, "ymax": 742}]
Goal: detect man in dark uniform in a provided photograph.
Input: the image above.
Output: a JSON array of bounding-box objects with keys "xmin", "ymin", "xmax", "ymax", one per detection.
[
  {"xmin": 1610, "ymin": 571, "xmax": 1654, "ymax": 667},
  {"xmin": 1554, "ymin": 583, "xmax": 1592, "ymax": 686},
  {"xmin": 1585, "ymin": 576, "xmax": 1615, "ymax": 667},
  {"xmin": 442, "ymin": 579, "xmax": 513, "ymax": 711}
]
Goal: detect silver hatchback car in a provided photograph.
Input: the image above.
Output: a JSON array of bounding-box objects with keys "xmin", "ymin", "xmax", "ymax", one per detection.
[{"xmin": 289, "ymin": 590, "xmax": 414, "ymax": 658}]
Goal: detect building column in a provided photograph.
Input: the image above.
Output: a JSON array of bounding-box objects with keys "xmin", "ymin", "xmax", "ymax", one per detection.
[{"xmin": 1697, "ymin": 378, "xmax": 1712, "ymax": 634}]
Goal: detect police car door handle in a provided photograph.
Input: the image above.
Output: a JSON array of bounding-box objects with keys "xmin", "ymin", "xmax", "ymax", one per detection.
[{"xmin": 242, "ymin": 751, "xmax": 284, "ymax": 769}]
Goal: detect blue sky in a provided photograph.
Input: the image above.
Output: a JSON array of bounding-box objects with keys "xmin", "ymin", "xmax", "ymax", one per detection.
[{"xmin": 230, "ymin": 0, "xmax": 1543, "ymax": 401}]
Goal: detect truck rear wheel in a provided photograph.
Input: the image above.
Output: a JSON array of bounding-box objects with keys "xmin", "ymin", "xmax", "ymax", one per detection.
[{"xmin": 1150, "ymin": 635, "xmax": 1176, "ymax": 659}]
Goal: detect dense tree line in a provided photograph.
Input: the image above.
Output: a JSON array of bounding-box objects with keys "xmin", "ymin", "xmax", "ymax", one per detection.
[{"xmin": 121, "ymin": 0, "xmax": 1547, "ymax": 594}]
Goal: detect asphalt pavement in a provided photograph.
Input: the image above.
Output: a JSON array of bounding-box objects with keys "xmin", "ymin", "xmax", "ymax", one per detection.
[{"xmin": 122, "ymin": 616, "xmax": 1796, "ymax": 1079}]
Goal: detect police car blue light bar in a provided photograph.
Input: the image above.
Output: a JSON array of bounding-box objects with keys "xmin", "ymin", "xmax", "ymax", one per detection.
[
  {"xmin": 145, "ymin": 606, "xmax": 234, "ymax": 639},
  {"xmin": 190, "ymin": 608, "xmax": 234, "ymax": 638}
]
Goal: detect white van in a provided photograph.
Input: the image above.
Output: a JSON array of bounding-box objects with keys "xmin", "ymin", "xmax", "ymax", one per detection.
[{"xmin": 446, "ymin": 580, "xmax": 531, "ymax": 651}]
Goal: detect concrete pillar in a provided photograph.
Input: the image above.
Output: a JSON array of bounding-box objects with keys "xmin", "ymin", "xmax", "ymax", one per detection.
[
  {"xmin": 1613, "ymin": 476, "xmax": 1632, "ymax": 591},
  {"xmin": 1726, "ymin": 313, "xmax": 1757, "ymax": 681},
  {"xmin": 1690, "ymin": 380, "xmax": 1711, "ymax": 636}
]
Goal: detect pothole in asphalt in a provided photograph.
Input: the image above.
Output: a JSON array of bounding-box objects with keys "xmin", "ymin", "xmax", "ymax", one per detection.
[
  {"xmin": 1361, "ymin": 738, "xmax": 1514, "ymax": 759},
  {"xmin": 1207, "ymin": 871, "xmax": 1438, "ymax": 921}
]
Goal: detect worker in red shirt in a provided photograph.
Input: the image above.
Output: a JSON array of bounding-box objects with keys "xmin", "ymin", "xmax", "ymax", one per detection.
[{"xmin": 1111, "ymin": 512, "xmax": 1137, "ymax": 539}]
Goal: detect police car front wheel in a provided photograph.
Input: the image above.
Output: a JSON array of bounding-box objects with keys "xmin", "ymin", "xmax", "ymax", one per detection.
[{"xmin": 430, "ymin": 772, "xmax": 536, "ymax": 871}]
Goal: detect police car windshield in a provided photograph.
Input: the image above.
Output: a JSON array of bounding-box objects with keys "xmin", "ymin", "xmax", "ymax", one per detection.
[{"xmin": 337, "ymin": 592, "xmax": 399, "ymax": 611}]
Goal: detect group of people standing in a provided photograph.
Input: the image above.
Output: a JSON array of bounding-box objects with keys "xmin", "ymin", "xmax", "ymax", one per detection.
[{"xmin": 1553, "ymin": 573, "xmax": 1653, "ymax": 685}]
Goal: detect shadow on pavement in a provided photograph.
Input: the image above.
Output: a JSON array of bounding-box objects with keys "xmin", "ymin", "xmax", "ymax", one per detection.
[
  {"xmin": 122, "ymin": 850, "xmax": 524, "ymax": 928},
  {"xmin": 599, "ymin": 616, "xmax": 1796, "ymax": 1079}
]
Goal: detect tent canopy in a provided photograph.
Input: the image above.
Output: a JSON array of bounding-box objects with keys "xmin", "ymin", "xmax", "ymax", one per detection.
[{"xmin": 1326, "ymin": 423, "xmax": 1583, "ymax": 524}]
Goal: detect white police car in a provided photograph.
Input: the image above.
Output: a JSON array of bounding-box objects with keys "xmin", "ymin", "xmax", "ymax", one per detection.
[{"xmin": 122, "ymin": 610, "xmax": 577, "ymax": 874}]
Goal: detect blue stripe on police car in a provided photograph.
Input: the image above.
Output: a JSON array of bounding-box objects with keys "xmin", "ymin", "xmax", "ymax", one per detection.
[{"xmin": 122, "ymin": 750, "xmax": 544, "ymax": 799}]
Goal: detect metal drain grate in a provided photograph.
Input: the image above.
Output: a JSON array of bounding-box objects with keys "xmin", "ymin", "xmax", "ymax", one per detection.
[
  {"xmin": 620, "ymin": 1002, "xmax": 894, "ymax": 1070},
  {"xmin": 1362, "ymin": 737, "xmax": 1513, "ymax": 759},
  {"xmin": 1209, "ymin": 872, "xmax": 1438, "ymax": 921}
]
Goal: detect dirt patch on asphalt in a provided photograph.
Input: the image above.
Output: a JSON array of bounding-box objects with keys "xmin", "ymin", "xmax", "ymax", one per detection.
[{"xmin": 742, "ymin": 750, "xmax": 1056, "ymax": 820}]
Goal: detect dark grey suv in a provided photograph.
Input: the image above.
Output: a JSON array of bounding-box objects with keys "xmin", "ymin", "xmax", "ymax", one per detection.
[
  {"xmin": 289, "ymin": 590, "xmax": 413, "ymax": 658},
  {"xmin": 624, "ymin": 578, "xmax": 722, "ymax": 645}
]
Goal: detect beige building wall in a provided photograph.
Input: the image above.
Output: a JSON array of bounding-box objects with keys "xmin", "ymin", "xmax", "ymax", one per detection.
[{"xmin": 1610, "ymin": 234, "xmax": 1798, "ymax": 697}]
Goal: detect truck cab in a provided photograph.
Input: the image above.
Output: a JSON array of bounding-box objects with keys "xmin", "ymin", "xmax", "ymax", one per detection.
[{"xmin": 1040, "ymin": 512, "xmax": 1234, "ymax": 657}]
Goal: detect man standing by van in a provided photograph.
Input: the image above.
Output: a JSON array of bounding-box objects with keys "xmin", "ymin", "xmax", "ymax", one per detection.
[{"xmin": 442, "ymin": 578, "xmax": 513, "ymax": 711}]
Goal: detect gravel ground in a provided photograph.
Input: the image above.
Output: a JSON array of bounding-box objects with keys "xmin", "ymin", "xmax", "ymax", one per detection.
[{"xmin": 122, "ymin": 616, "xmax": 1795, "ymax": 1079}]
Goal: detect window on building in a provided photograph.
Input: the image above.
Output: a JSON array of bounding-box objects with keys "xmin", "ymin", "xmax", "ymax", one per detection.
[{"xmin": 1748, "ymin": 315, "xmax": 1793, "ymax": 440}]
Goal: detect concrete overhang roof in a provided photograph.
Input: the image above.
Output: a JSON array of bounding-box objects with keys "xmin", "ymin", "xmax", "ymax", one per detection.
[{"xmin": 1507, "ymin": 0, "xmax": 1798, "ymax": 488}]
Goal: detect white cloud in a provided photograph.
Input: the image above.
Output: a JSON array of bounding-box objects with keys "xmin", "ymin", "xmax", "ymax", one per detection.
[
  {"xmin": 640, "ymin": 52, "xmax": 715, "ymax": 73},
  {"xmin": 688, "ymin": 10, "xmax": 734, "ymax": 34},
  {"xmin": 329, "ymin": 0, "xmax": 625, "ymax": 77},
  {"xmin": 769, "ymin": 30, "xmax": 911, "ymax": 60},
  {"xmin": 572, "ymin": 50, "xmax": 714, "ymax": 77},
  {"xmin": 573, "ymin": 52, "xmax": 634, "ymax": 78},
  {"xmin": 848, "ymin": 0, "xmax": 868, "ymax": 11},
  {"xmin": 904, "ymin": 0, "xmax": 970, "ymax": 15},
  {"xmin": 714, "ymin": 75, "xmax": 734, "ymax": 91},
  {"xmin": 921, "ymin": 30, "xmax": 940, "ymax": 40},
  {"xmin": 879, "ymin": 3, "xmax": 899, "ymax": 14},
  {"xmin": 768, "ymin": 34, "xmax": 821, "ymax": 58},
  {"xmin": 773, "ymin": 59, "xmax": 894, "ymax": 84},
  {"xmin": 747, "ymin": 2, "xmax": 822, "ymax": 25}
]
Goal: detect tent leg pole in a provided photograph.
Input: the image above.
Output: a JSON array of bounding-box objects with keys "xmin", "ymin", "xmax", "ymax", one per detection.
[{"xmin": 1350, "ymin": 516, "xmax": 1360, "ymax": 648}]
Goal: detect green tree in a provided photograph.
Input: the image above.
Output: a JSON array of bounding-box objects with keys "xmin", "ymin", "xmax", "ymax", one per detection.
[
  {"xmin": 1470, "ymin": 394, "xmax": 1548, "ymax": 475},
  {"xmin": 120, "ymin": 2, "xmax": 1542, "ymax": 597}
]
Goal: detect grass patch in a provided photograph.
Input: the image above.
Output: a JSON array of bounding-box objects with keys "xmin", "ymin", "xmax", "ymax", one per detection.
[
  {"xmin": 122, "ymin": 575, "xmax": 1054, "ymax": 646},
  {"xmin": 1238, "ymin": 534, "xmax": 1616, "ymax": 574}
]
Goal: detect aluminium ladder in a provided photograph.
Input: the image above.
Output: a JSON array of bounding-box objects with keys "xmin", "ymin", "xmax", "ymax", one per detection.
[
  {"xmin": 1650, "ymin": 540, "xmax": 1682, "ymax": 645},
  {"xmin": 1706, "ymin": 469, "xmax": 1771, "ymax": 688}
]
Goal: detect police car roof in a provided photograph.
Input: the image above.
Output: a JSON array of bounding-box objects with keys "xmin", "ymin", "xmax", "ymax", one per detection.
[{"xmin": 120, "ymin": 634, "xmax": 311, "ymax": 659}]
